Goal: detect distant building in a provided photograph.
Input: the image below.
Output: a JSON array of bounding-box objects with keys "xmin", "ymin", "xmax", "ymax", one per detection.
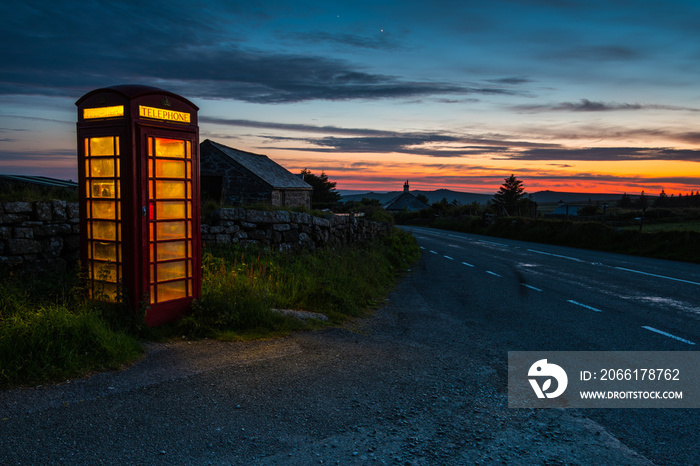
[
  {"xmin": 548, "ymin": 202, "xmax": 584, "ymax": 217},
  {"xmin": 200, "ymin": 140, "xmax": 312, "ymax": 209},
  {"xmin": 383, "ymin": 181, "xmax": 430, "ymax": 212}
]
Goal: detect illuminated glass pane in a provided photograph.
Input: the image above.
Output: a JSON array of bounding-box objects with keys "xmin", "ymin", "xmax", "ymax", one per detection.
[
  {"xmin": 148, "ymin": 159, "xmax": 153, "ymax": 178},
  {"xmin": 149, "ymin": 181, "xmax": 154, "ymax": 200},
  {"xmin": 91, "ymin": 200, "xmax": 117, "ymax": 219},
  {"xmin": 187, "ymin": 202, "xmax": 192, "ymax": 218},
  {"xmin": 157, "ymin": 221, "xmax": 186, "ymax": 240},
  {"xmin": 94, "ymin": 262, "xmax": 118, "ymax": 282},
  {"xmin": 156, "ymin": 159, "xmax": 185, "ymax": 178},
  {"xmin": 187, "ymin": 161, "xmax": 191, "ymax": 178},
  {"xmin": 150, "ymin": 285, "xmax": 155, "ymax": 304},
  {"xmin": 157, "ymin": 280, "xmax": 187, "ymax": 302},
  {"xmin": 155, "ymin": 138, "xmax": 185, "ymax": 158},
  {"xmin": 149, "ymin": 243, "xmax": 154, "ymax": 262},
  {"xmin": 90, "ymin": 158, "xmax": 114, "ymax": 177},
  {"xmin": 90, "ymin": 137, "xmax": 115, "ymax": 156},
  {"xmin": 155, "ymin": 180, "xmax": 185, "ymax": 199},
  {"xmin": 187, "ymin": 181, "xmax": 192, "ymax": 198},
  {"xmin": 98, "ymin": 283, "xmax": 118, "ymax": 301},
  {"xmin": 87, "ymin": 241, "xmax": 93, "ymax": 259},
  {"xmin": 93, "ymin": 241, "xmax": 116, "ymax": 261},
  {"xmin": 156, "ymin": 201, "xmax": 185, "ymax": 219},
  {"xmin": 90, "ymin": 181, "xmax": 116, "ymax": 198},
  {"xmin": 115, "ymin": 137, "xmax": 120, "ymax": 156},
  {"xmin": 186, "ymin": 141, "xmax": 191, "ymax": 159},
  {"xmin": 91, "ymin": 221, "xmax": 117, "ymax": 241},
  {"xmin": 157, "ymin": 261, "xmax": 187, "ymax": 281},
  {"xmin": 157, "ymin": 241, "xmax": 187, "ymax": 261},
  {"xmin": 187, "ymin": 221, "xmax": 192, "ymax": 237}
]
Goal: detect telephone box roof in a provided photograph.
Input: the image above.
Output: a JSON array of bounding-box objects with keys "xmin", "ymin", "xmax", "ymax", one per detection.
[{"xmin": 75, "ymin": 84, "xmax": 199, "ymax": 110}]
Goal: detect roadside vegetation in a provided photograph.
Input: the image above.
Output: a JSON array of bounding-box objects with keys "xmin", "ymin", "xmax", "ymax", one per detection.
[
  {"xmin": 394, "ymin": 176, "xmax": 700, "ymax": 264},
  {"xmin": 0, "ymin": 228, "xmax": 419, "ymax": 388}
]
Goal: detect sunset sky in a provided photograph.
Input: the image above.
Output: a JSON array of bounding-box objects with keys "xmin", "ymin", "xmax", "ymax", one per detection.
[{"xmin": 1, "ymin": 0, "xmax": 699, "ymax": 195}]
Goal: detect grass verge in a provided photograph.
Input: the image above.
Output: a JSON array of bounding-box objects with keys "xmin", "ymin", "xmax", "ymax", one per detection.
[{"xmin": 0, "ymin": 228, "xmax": 420, "ymax": 388}]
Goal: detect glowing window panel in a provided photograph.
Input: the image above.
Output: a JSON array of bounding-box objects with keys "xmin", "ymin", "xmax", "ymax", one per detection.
[
  {"xmin": 89, "ymin": 158, "xmax": 115, "ymax": 177},
  {"xmin": 157, "ymin": 261, "xmax": 187, "ymax": 281},
  {"xmin": 157, "ymin": 280, "xmax": 188, "ymax": 302},
  {"xmin": 93, "ymin": 262, "xmax": 118, "ymax": 282},
  {"xmin": 84, "ymin": 106, "xmax": 124, "ymax": 120},
  {"xmin": 156, "ymin": 160, "xmax": 186, "ymax": 178},
  {"xmin": 90, "ymin": 181, "xmax": 117, "ymax": 199},
  {"xmin": 155, "ymin": 180, "xmax": 185, "ymax": 199},
  {"xmin": 90, "ymin": 200, "xmax": 119, "ymax": 219},
  {"xmin": 155, "ymin": 138, "xmax": 186, "ymax": 158},
  {"xmin": 156, "ymin": 201, "xmax": 185, "ymax": 219},
  {"xmin": 91, "ymin": 221, "xmax": 118, "ymax": 241},
  {"xmin": 90, "ymin": 136, "xmax": 117, "ymax": 156},
  {"xmin": 93, "ymin": 242, "xmax": 117, "ymax": 261},
  {"xmin": 156, "ymin": 221, "xmax": 186, "ymax": 240},
  {"xmin": 156, "ymin": 241, "xmax": 187, "ymax": 261}
]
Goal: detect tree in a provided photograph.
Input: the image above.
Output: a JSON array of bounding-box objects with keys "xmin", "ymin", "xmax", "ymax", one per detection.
[
  {"xmin": 653, "ymin": 189, "xmax": 668, "ymax": 207},
  {"xmin": 492, "ymin": 174, "xmax": 526, "ymax": 216},
  {"xmin": 415, "ymin": 194, "xmax": 429, "ymax": 205},
  {"xmin": 301, "ymin": 169, "xmax": 341, "ymax": 209},
  {"xmin": 618, "ymin": 192, "xmax": 633, "ymax": 208}
]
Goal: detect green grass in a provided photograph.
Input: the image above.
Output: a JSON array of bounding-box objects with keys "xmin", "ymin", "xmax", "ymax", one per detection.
[
  {"xmin": 619, "ymin": 220, "xmax": 700, "ymax": 233},
  {"xmin": 0, "ymin": 276, "xmax": 143, "ymax": 388},
  {"xmin": 0, "ymin": 228, "xmax": 420, "ymax": 388},
  {"xmin": 176, "ymin": 228, "xmax": 419, "ymax": 338}
]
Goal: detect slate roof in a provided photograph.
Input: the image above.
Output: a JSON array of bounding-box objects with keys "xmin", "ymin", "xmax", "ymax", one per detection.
[
  {"xmin": 0, "ymin": 174, "xmax": 78, "ymax": 189},
  {"xmin": 384, "ymin": 192, "xmax": 429, "ymax": 211},
  {"xmin": 202, "ymin": 140, "xmax": 311, "ymax": 190}
]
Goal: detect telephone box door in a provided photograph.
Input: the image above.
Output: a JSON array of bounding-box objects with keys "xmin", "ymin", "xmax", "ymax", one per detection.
[{"xmin": 142, "ymin": 130, "xmax": 200, "ymax": 326}]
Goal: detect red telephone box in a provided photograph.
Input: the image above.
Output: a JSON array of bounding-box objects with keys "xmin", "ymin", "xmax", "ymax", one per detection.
[{"xmin": 76, "ymin": 85, "xmax": 200, "ymax": 326}]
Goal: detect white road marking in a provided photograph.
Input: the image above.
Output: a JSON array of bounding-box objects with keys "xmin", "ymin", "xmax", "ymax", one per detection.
[
  {"xmin": 642, "ymin": 326, "xmax": 696, "ymax": 345},
  {"xmin": 430, "ymin": 250, "xmax": 438, "ymax": 254},
  {"xmin": 615, "ymin": 267, "xmax": 700, "ymax": 287},
  {"xmin": 462, "ymin": 262, "xmax": 475, "ymax": 268},
  {"xmin": 479, "ymin": 240, "xmax": 509, "ymax": 247},
  {"xmin": 528, "ymin": 249, "xmax": 584, "ymax": 262},
  {"xmin": 520, "ymin": 284, "xmax": 543, "ymax": 292},
  {"xmin": 420, "ymin": 246, "xmax": 426, "ymax": 250},
  {"xmin": 486, "ymin": 271, "xmax": 502, "ymax": 277},
  {"xmin": 444, "ymin": 255, "xmax": 454, "ymax": 260},
  {"xmin": 567, "ymin": 300, "xmax": 602, "ymax": 312}
]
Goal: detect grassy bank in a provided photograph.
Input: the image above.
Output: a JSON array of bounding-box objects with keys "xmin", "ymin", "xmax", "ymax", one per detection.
[
  {"xmin": 0, "ymin": 229, "xmax": 419, "ymax": 388},
  {"xmin": 404, "ymin": 216, "xmax": 700, "ymax": 263}
]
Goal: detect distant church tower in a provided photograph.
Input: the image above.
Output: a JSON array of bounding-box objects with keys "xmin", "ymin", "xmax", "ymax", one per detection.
[{"xmin": 403, "ymin": 180, "xmax": 409, "ymax": 193}]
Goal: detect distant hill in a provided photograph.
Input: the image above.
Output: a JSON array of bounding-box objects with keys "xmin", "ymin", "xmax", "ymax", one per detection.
[{"xmin": 341, "ymin": 189, "xmax": 634, "ymax": 206}]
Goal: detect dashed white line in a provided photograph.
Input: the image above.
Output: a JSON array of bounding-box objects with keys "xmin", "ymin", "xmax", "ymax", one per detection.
[
  {"xmin": 528, "ymin": 249, "xmax": 584, "ymax": 262},
  {"xmin": 520, "ymin": 284, "xmax": 543, "ymax": 292},
  {"xmin": 430, "ymin": 250, "xmax": 438, "ymax": 255},
  {"xmin": 567, "ymin": 300, "xmax": 602, "ymax": 312},
  {"xmin": 486, "ymin": 271, "xmax": 502, "ymax": 277},
  {"xmin": 615, "ymin": 267, "xmax": 700, "ymax": 287},
  {"xmin": 462, "ymin": 262, "xmax": 475, "ymax": 268},
  {"xmin": 479, "ymin": 240, "xmax": 509, "ymax": 247},
  {"xmin": 642, "ymin": 326, "xmax": 696, "ymax": 345},
  {"xmin": 444, "ymin": 255, "xmax": 454, "ymax": 260}
]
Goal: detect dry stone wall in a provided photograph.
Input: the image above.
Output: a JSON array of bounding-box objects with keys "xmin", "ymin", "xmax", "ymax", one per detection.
[
  {"xmin": 0, "ymin": 201, "xmax": 80, "ymax": 273},
  {"xmin": 1, "ymin": 202, "xmax": 392, "ymax": 274},
  {"xmin": 201, "ymin": 208, "xmax": 392, "ymax": 250}
]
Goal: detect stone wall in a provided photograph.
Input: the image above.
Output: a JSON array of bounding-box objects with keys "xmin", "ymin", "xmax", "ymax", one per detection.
[
  {"xmin": 0, "ymin": 201, "xmax": 80, "ymax": 273},
  {"xmin": 1, "ymin": 203, "xmax": 392, "ymax": 274},
  {"xmin": 201, "ymin": 208, "xmax": 392, "ymax": 250}
]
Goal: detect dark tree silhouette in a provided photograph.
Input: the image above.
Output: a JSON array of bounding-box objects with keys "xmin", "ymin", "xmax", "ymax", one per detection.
[
  {"xmin": 301, "ymin": 169, "xmax": 341, "ymax": 209},
  {"xmin": 492, "ymin": 174, "xmax": 526, "ymax": 215}
]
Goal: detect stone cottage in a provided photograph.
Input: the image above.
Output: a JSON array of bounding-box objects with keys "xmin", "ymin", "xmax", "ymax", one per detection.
[{"xmin": 200, "ymin": 140, "xmax": 312, "ymax": 209}]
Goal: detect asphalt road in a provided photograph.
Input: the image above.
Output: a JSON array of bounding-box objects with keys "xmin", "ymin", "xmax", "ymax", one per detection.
[{"xmin": 0, "ymin": 226, "xmax": 698, "ymax": 465}]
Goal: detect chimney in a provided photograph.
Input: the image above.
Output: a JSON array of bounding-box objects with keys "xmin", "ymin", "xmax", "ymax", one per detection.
[{"xmin": 404, "ymin": 180, "xmax": 409, "ymax": 193}]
